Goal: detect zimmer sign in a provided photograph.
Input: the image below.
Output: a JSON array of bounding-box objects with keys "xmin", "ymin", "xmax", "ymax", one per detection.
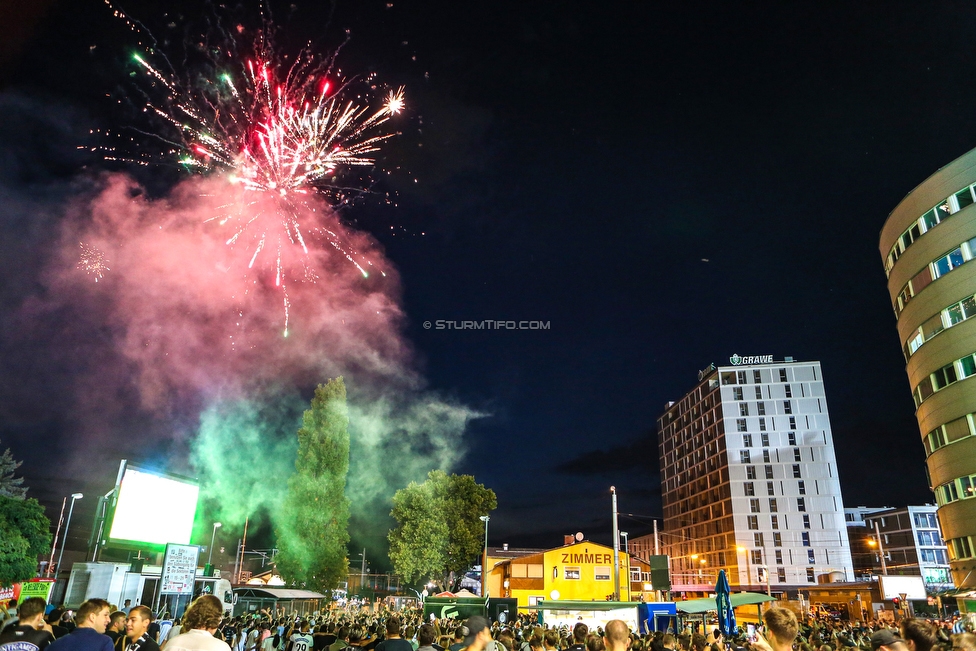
[{"xmin": 729, "ymin": 354, "xmax": 773, "ymax": 365}]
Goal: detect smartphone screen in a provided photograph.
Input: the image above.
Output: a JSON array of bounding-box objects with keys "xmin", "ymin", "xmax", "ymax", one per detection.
[{"xmin": 746, "ymin": 624, "xmax": 756, "ymax": 642}]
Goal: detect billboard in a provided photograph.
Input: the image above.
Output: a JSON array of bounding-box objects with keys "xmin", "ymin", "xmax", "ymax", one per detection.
[
  {"xmin": 108, "ymin": 466, "xmax": 200, "ymax": 549},
  {"xmin": 878, "ymin": 575, "xmax": 926, "ymax": 600}
]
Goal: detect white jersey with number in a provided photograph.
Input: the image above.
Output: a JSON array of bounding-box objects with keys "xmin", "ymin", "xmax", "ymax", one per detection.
[{"xmin": 290, "ymin": 634, "xmax": 314, "ymax": 651}]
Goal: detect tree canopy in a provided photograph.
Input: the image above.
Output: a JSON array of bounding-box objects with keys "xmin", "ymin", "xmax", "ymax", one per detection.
[
  {"xmin": 388, "ymin": 470, "xmax": 496, "ymax": 590},
  {"xmin": 0, "ymin": 496, "xmax": 51, "ymax": 587},
  {"xmin": 275, "ymin": 378, "xmax": 351, "ymax": 592},
  {"xmin": 0, "ymin": 441, "xmax": 26, "ymax": 499}
]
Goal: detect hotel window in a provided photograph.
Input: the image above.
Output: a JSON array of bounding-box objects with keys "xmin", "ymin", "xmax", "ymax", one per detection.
[
  {"xmin": 564, "ymin": 567, "xmax": 581, "ymax": 580},
  {"xmin": 743, "ymin": 434, "xmax": 753, "ymax": 447},
  {"xmin": 740, "ymin": 403, "xmax": 750, "ymax": 416},
  {"xmin": 798, "ymin": 481, "xmax": 806, "ymax": 495},
  {"xmin": 777, "ymin": 567, "xmax": 786, "ymax": 582},
  {"xmin": 738, "ymin": 371, "xmax": 747, "ymax": 384},
  {"xmin": 769, "ymin": 498, "xmax": 778, "ymax": 512},
  {"xmin": 741, "ymin": 450, "xmax": 751, "ymax": 464},
  {"xmin": 797, "ymin": 497, "xmax": 806, "ymax": 512},
  {"xmin": 757, "ymin": 402, "xmax": 766, "ymax": 415},
  {"xmin": 748, "ymin": 516, "xmax": 759, "ymax": 530},
  {"xmin": 773, "ymin": 532, "xmax": 782, "ymax": 547},
  {"xmin": 763, "ymin": 450, "xmax": 771, "ymax": 463},
  {"xmin": 754, "ymin": 370, "xmax": 762, "ymax": 383},
  {"xmin": 747, "ymin": 466, "xmax": 757, "ymax": 480},
  {"xmin": 765, "ymin": 465, "xmax": 774, "ymax": 479},
  {"xmin": 808, "ymin": 549, "xmax": 816, "ymax": 564},
  {"xmin": 751, "ymin": 550, "xmax": 763, "ymax": 564},
  {"xmin": 803, "ymin": 514, "xmax": 811, "ymax": 528},
  {"xmin": 755, "ymin": 386, "xmax": 762, "ymax": 399},
  {"xmin": 794, "ymin": 448, "xmax": 802, "ymax": 462},
  {"xmin": 785, "ymin": 384, "xmax": 792, "ymax": 398},
  {"xmin": 761, "ymin": 432, "xmax": 769, "ymax": 446},
  {"xmin": 789, "ymin": 416, "xmax": 796, "ymax": 430},
  {"xmin": 806, "ymin": 568, "xmax": 816, "ymax": 583},
  {"xmin": 793, "ymin": 465, "xmax": 802, "ymax": 478},
  {"xmin": 788, "ymin": 432, "xmax": 796, "ymax": 446},
  {"xmin": 775, "ymin": 549, "xmax": 783, "ymax": 563},
  {"xmin": 737, "ymin": 419, "xmax": 747, "ymax": 432},
  {"xmin": 744, "ymin": 482, "xmax": 755, "ymax": 496},
  {"xmin": 733, "ymin": 387, "xmax": 743, "ymax": 400},
  {"xmin": 784, "ymin": 401, "xmax": 793, "ymax": 414},
  {"xmin": 767, "ymin": 482, "xmax": 775, "ymax": 496},
  {"xmin": 779, "ymin": 369, "xmax": 788, "ymax": 382},
  {"xmin": 759, "ymin": 418, "xmax": 767, "ymax": 431},
  {"xmin": 933, "ymin": 245, "xmax": 965, "ymax": 279},
  {"xmin": 594, "ymin": 566, "xmax": 611, "ymax": 581},
  {"xmin": 802, "ymin": 532, "xmax": 811, "ymax": 546},
  {"xmin": 754, "ymin": 533, "xmax": 764, "ymax": 546},
  {"xmin": 750, "ymin": 498, "xmax": 761, "ymax": 513},
  {"xmin": 771, "ymin": 515, "xmax": 779, "ymax": 530}
]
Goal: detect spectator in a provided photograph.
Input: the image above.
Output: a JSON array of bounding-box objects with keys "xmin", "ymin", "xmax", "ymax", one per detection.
[
  {"xmin": 0, "ymin": 597, "xmax": 55, "ymax": 651},
  {"xmin": 162, "ymin": 595, "xmax": 230, "ymax": 651},
  {"xmin": 47, "ymin": 599, "xmax": 114, "ymax": 651}
]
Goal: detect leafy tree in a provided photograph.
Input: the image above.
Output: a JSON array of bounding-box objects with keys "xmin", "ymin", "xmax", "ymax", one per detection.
[
  {"xmin": 275, "ymin": 378, "xmax": 351, "ymax": 592},
  {"xmin": 388, "ymin": 470, "xmax": 496, "ymax": 590},
  {"xmin": 0, "ymin": 496, "xmax": 51, "ymax": 587},
  {"xmin": 0, "ymin": 441, "xmax": 26, "ymax": 499}
]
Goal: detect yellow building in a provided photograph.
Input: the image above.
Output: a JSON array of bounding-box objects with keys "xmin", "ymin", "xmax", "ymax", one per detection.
[{"xmin": 487, "ymin": 540, "xmax": 644, "ymax": 608}]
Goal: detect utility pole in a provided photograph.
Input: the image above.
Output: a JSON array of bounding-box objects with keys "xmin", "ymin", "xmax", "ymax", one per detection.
[{"xmin": 611, "ymin": 486, "xmax": 620, "ymax": 601}]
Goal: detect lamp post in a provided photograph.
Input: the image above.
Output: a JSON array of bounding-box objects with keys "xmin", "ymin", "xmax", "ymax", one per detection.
[
  {"xmin": 480, "ymin": 515, "xmax": 490, "ymax": 598},
  {"xmin": 54, "ymin": 493, "xmax": 83, "ymax": 578},
  {"xmin": 869, "ymin": 521, "xmax": 888, "ymax": 575},
  {"xmin": 621, "ymin": 531, "xmax": 629, "ymax": 554},
  {"xmin": 208, "ymin": 522, "xmax": 222, "ymax": 566},
  {"xmin": 737, "ymin": 546, "xmax": 750, "ymax": 590}
]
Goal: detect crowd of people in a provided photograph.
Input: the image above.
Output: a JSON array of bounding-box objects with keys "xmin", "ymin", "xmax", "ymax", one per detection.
[{"xmin": 2, "ymin": 595, "xmax": 976, "ymax": 651}]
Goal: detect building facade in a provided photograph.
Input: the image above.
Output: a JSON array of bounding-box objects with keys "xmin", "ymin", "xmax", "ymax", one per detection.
[
  {"xmin": 849, "ymin": 506, "xmax": 954, "ymax": 590},
  {"xmin": 880, "ymin": 149, "xmax": 976, "ymax": 589},
  {"xmin": 485, "ymin": 540, "xmax": 646, "ymax": 607},
  {"xmin": 658, "ymin": 358, "xmax": 854, "ymax": 594}
]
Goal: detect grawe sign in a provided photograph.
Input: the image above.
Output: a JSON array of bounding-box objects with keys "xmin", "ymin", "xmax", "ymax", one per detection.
[{"xmin": 160, "ymin": 544, "xmax": 200, "ymax": 595}]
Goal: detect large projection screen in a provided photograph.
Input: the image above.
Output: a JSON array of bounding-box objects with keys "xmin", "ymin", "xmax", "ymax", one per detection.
[{"xmin": 108, "ymin": 466, "xmax": 200, "ymax": 549}]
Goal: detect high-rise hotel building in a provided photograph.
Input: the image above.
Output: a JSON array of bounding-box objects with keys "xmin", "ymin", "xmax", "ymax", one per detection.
[
  {"xmin": 880, "ymin": 148, "xmax": 976, "ymax": 589},
  {"xmin": 658, "ymin": 358, "xmax": 854, "ymax": 593}
]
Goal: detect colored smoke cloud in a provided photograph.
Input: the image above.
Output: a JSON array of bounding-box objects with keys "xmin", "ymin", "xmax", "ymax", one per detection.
[{"xmin": 25, "ymin": 169, "xmax": 478, "ymax": 551}]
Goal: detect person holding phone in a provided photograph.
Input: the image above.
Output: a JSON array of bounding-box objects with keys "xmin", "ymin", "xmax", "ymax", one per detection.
[{"xmin": 749, "ymin": 608, "xmax": 797, "ymax": 651}]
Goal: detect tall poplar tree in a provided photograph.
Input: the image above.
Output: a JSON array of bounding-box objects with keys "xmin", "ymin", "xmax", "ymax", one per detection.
[
  {"xmin": 0, "ymin": 440, "xmax": 27, "ymax": 499},
  {"xmin": 275, "ymin": 378, "xmax": 351, "ymax": 591}
]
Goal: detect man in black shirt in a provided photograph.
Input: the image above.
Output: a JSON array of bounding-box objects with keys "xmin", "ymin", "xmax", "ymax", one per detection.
[{"xmin": 0, "ymin": 597, "xmax": 56, "ymax": 651}]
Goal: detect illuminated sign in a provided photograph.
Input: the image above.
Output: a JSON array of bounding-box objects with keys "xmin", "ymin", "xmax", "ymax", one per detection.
[{"xmin": 729, "ymin": 354, "xmax": 773, "ymax": 365}]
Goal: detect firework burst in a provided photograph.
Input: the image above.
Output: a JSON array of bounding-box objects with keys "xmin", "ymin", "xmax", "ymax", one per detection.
[
  {"xmin": 78, "ymin": 243, "xmax": 110, "ymax": 281},
  {"xmin": 98, "ymin": 3, "xmax": 404, "ymax": 336}
]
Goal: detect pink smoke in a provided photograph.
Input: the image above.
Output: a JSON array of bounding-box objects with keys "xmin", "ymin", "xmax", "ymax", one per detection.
[{"xmin": 52, "ymin": 173, "xmax": 418, "ymax": 413}]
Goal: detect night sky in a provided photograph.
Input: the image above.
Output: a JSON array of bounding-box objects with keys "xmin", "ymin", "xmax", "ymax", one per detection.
[{"xmin": 0, "ymin": 1, "xmax": 964, "ymax": 567}]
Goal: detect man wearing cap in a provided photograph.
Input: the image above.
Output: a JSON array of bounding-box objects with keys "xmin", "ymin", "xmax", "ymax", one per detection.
[
  {"xmin": 870, "ymin": 630, "xmax": 909, "ymax": 651},
  {"xmin": 460, "ymin": 618, "xmax": 493, "ymax": 651}
]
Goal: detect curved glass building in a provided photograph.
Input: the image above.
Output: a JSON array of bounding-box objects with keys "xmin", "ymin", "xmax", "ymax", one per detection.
[{"xmin": 880, "ymin": 149, "xmax": 976, "ymax": 589}]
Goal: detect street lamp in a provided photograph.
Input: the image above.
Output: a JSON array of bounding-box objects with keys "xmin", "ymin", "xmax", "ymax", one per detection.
[
  {"xmin": 737, "ymin": 546, "xmax": 750, "ymax": 589},
  {"xmin": 620, "ymin": 531, "xmax": 629, "ymax": 554},
  {"xmin": 54, "ymin": 493, "xmax": 83, "ymax": 578},
  {"xmin": 208, "ymin": 522, "xmax": 222, "ymax": 566},
  {"xmin": 870, "ymin": 521, "xmax": 888, "ymax": 575},
  {"xmin": 480, "ymin": 515, "xmax": 490, "ymax": 598}
]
